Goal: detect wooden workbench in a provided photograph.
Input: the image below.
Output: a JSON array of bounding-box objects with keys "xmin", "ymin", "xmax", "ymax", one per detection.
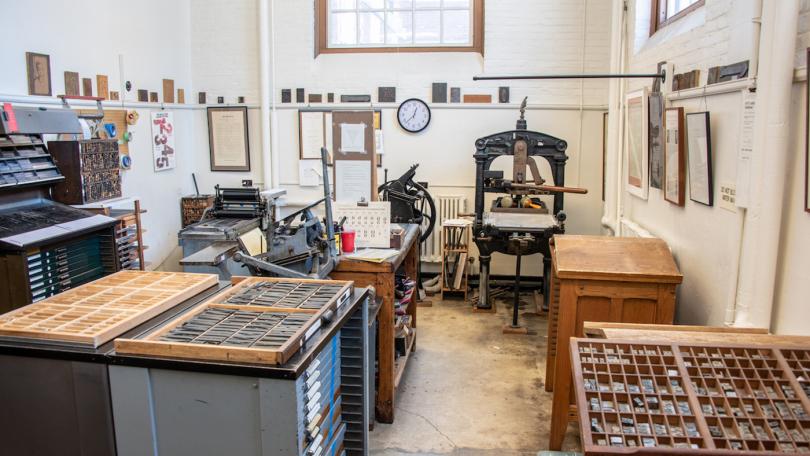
[{"xmin": 330, "ymin": 223, "xmax": 420, "ymax": 423}]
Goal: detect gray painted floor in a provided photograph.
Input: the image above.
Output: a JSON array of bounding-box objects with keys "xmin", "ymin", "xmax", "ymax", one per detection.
[{"xmin": 369, "ymin": 293, "xmax": 582, "ymax": 455}]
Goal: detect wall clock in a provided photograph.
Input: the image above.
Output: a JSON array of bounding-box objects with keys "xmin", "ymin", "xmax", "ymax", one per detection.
[{"xmin": 397, "ymin": 98, "xmax": 431, "ymax": 133}]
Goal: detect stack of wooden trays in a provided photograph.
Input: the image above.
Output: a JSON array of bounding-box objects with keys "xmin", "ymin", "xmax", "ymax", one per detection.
[
  {"xmin": 115, "ymin": 277, "xmax": 354, "ymax": 365},
  {"xmin": 0, "ymin": 270, "xmax": 218, "ymax": 347}
]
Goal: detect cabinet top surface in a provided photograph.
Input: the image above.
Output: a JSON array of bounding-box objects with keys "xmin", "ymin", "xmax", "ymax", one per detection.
[{"xmin": 553, "ymin": 235, "xmax": 683, "ymax": 283}]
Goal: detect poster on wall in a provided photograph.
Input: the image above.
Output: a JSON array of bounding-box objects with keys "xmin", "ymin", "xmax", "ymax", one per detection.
[
  {"xmin": 625, "ymin": 88, "xmax": 649, "ymax": 200},
  {"xmin": 664, "ymin": 107, "xmax": 685, "ymax": 206},
  {"xmin": 151, "ymin": 111, "xmax": 176, "ymax": 171}
]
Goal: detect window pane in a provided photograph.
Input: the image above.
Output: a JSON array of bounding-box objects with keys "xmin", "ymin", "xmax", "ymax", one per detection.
[
  {"xmin": 414, "ymin": 11, "xmax": 440, "ymax": 43},
  {"xmin": 414, "ymin": 0, "xmax": 441, "ymax": 8},
  {"xmin": 442, "ymin": 0, "xmax": 470, "ymax": 8},
  {"xmin": 330, "ymin": 0, "xmax": 356, "ymax": 10},
  {"xmin": 358, "ymin": 0, "xmax": 384, "ymax": 10},
  {"xmin": 385, "ymin": 11, "xmax": 413, "ymax": 44},
  {"xmin": 358, "ymin": 12, "xmax": 385, "ymax": 44},
  {"xmin": 666, "ymin": 0, "xmax": 699, "ymax": 18},
  {"xmin": 330, "ymin": 12, "xmax": 357, "ymax": 45},
  {"xmin": 442, "ymin": 9, "xmax": 470, "ymax": 43},
  {"xmin": 386, "ymin": 0, "xmax": 412, "ymax": 9}
]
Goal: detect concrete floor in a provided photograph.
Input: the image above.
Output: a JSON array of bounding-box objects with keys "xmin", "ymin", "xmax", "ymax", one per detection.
[{"xmin": 370, "ymin": 292, "xmax": 581, "ymax": 455}]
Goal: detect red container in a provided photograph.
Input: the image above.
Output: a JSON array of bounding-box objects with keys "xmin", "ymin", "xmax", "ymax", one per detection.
[{"xmin": 341, "ymin": 229, "xmax": 356, "ymax": 253}]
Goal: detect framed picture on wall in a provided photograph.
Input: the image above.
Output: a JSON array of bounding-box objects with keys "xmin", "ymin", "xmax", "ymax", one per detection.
[
  {"xmin": 602, "ymin": 112, "xmax": 608, "ymax": 201},
  {"xmin": 686, "ymin": 111, "xmax": 713, "ymax": 206},
  {"xmin": 625, "ymin": 88, "xmax": 649, "ymax": 200},
  {"xmin": 208, "ymin": 106, "xmax": 251, "ymax": 171},
  {"xmin": 664, "ymin": 107, "xmax": 685, "ymax": 206},
  {"xmin": 26, "ymin": 52, "xmax": 52, "ymax": 96},
  {"xmin": 805, "ymin": 47, "xmax": 810, "ymax": 212}
]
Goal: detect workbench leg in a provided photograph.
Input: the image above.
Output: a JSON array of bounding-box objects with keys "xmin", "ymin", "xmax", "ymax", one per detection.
[
  {"xmin": 549, "ymin": 282, "xmax": 578, "ymax": 450},
  {"xmin": 542, "ymin": 256, "xmax": 552, "ymax": 312},
  {"xmin": 376, "ymin": 273, "xmax": 396, "ymax": 423},
  {"xmin": 476, "ymin": 255, "xmax": 491, "ymax": 309}
]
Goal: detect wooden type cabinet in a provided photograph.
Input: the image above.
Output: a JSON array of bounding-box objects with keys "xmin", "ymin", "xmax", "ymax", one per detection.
[{"xmin": 546, "ymin": 235, "xmax": 683, "ymax": 450}]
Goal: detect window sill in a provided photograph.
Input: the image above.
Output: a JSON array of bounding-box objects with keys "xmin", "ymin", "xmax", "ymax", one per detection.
[{"xmin": 316, "ymin": 45, "xmax": 483, "ymax": 57}]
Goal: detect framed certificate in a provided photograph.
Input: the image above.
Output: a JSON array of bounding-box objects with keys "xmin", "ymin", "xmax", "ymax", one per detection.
[
  {"xmin": 625, "ymin": 88, "xmax": 649, "ymax": 200},
  {"xmin": 208, "ymin": 106, "xmax": 250, "ymax": 171}
]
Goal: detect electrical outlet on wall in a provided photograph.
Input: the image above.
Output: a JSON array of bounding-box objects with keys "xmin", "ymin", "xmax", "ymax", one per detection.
[{"xmin": 242, "ymin": 179, "xmax": 253, "ymax": 187}]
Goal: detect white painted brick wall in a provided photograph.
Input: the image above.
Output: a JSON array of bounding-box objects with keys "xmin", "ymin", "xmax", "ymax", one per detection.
[
  {"xmin": 270, "ymin": 0, "xmax": 613, "ymax": 106},
  {"xmin": 190, "ymin": 0, "xmax": 260, "ymax": 103}
]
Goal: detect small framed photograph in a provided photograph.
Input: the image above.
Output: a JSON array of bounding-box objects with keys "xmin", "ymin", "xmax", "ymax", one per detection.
[
  {"xmin": 26, "ymin": 52, "xmax": 52, "ymax": 96},
  {"xmin": 207, "ymin": 106, "xmax": 251, "ymax": 172},
  {"xmin": 686, "ymin": 111, "xmax": 713, "ymax": 206},
  {"xmin": 664, "ymin": 107, "xmax": 685, "ymax": 206},
  {"xmin": 625, "ymin": 88, "xmax": 649, "ymax": 200}
]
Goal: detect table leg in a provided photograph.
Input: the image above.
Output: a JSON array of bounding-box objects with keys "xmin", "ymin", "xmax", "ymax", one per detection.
[{"xmin": 376, "ymin": 273, "xmax": 396, "ymax": 423}]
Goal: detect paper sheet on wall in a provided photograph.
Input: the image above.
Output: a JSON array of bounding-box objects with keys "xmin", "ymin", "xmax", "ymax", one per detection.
[
  {"xmin": 335, "ymin": 161, "xmax": 371, "ymax": 202},
  {"xmin": 300, "ymin": 111, "xmax": 325, "ymax": 159},
  {"xmin": 375, "ymin": 129, "xmax": 385, "ymax": 155},
  {"xmin": 325, "ymin": 112, "xmax": 333, "ymax": 154},
  {"xmin": 736, "ymin": 91, "xmax": 756, "ymax": 208},
  {"xmin": 299, "ymin": 159, "xmax": 322, "ymax": 187},
  {"xmin": 340, "ymin": 123, "xmax": 366, "ymax": 154},
  {"xmin": 333, "ymin": 201, "xmax": 391, "ymax": 248}
]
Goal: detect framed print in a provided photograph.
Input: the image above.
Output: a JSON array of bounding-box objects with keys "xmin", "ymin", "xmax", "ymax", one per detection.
[
  {"xmin": 625, "ymin": 88, "xmax": 649, "ymax": 200},
  {"xmin": 208, "ymin": 106, "xmax": 250, "ymax": 171},
  {"xmin": 649, "ymin": 92, "xmax": 665, "ymax": 189},
  {"xmin": 298, "ymin": 110, "xmax": 327, "ymax": 160},
  {"xmin": 664, "ymin": 107, "xmax": 685, "ymax": 206},
  {"xmin": 686, "ymin": 111, "xmax": 713, "ymax": 206},
  {"xmin": 26, "ymin": 52, "xmax": 51, "ymax": 96},
  {"xmin": 805, "ymin": 48, "xmax": 810, "ymax": 212}
]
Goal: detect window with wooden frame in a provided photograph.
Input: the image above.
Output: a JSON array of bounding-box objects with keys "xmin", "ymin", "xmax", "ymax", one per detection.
[
  {"xmin": 649, "ymin": 0, "xmax": 704, "ymax": 35},
  {"xmin": 315, "ymin": 0, "xmax": 484, "ymax": 56}
]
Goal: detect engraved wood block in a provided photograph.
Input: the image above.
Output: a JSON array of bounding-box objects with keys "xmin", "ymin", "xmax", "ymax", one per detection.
[
  {"xmin": 281, "ymin": 89, "xmax": 291, "ymax": 103},
  {"xmin": 308, "ymin": 93, "xmax": 322, "ymax": 103},
  {"xmin": 450, "ymin": 87, "xmax": 461, "ymax": 103},
  {"xmin": 463, "ymin": 94, "xmax": 492, "ymax": 103},
  {"xmin": 162, "ymin": 79, "xmax": 174, "ymax": 103},
  {"xmin": 499, "ymin": 86, "xmax": 510, "ymax": 103},
  {"xmin": 217, "ymin": 96, "xmax": 224, "ymax": 104},
  {"xmin": 149, "ymin": 92, "xmax": 158, "ymax": 103},
  {"xmin": 110, "ymin": 91, "xmax": 120, "ymax": 101},
  {"xmin": 137, "ymin": 89, "xmax": 148, "ymax": 102},
  {"xmin": 80, "ymin": 78, "xmax": 92, "ymax": 97},
  {"xmin": 327, "ymin": 92, "xmax": 334, "ymax": 103},
  {"xmin": 198, "ymin": 92, "xmax": 207, "ymax": 104},
  {"xmin": 378, "ymin": 86, "xmax": 396, "ymax": 103},
  {"xmin": 340, "ymin": 94, "xmax": 371, "ymax": 103},
  {"xmin": 64, "ymin": 71, "xmax": 80, "ymax": 96},
  {"xmin": 97, "ymin": 75, "xmax": 109, "ymax": 100},
  {"xmin": 432, "ymin": 82, "xmax": 447, "ymax": 103},
  {"xmin": 177, "ymin": 88, "xmax": 185, "ymax": 104},
  {"xmin": 296, "ymin": 88, "xmax": 305, "ymax": 103}
]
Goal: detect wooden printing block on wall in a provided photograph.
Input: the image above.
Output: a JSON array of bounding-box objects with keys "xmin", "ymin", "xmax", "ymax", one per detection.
[
  {"xmin": 82, "ymin": 78, "xmax": 93, "ymax": 97},
  {"xmin": 96, "ymin": 75, "xmax": 109, "ymax": 100},
  {"xmin": 64, "ymin": 71, "xmax": 80, "ymax": 96}
]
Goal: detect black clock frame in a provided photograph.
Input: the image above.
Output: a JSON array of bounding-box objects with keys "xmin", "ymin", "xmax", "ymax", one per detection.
[{"xmin": 397, "ymin": 98, "xmax": 431, "ymax": 133}]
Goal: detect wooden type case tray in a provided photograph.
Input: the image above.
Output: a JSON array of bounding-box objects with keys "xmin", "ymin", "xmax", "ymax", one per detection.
[
  {"xmin": 0, "ymin": 271, "xmax": 218, "ymax": 347},
  {"xmin": 572, "ymin": 339, "xmax": 810, "ymax": 455},
  {"xmin": 114, "ymin": 277, "xmax": 354, "ymax": 366}
]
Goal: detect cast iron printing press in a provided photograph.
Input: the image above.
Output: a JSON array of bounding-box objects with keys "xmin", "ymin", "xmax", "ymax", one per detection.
[{"xmin": 472, "ymin": 99, "xmax": 587, "ymax": 330}]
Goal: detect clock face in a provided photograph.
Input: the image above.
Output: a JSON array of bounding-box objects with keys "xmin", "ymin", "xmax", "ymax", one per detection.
[{"xmin": 397, "ymin": 98, "xmax": 431, "ymax": 133}]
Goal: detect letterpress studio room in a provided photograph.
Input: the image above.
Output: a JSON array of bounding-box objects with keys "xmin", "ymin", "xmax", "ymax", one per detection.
[{"xmin": 2, "ymin": 1, "xmax": 810, "ymax": 455}]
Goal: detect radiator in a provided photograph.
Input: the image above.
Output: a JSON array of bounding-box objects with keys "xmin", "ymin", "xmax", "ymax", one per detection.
[
  {"xmin": 422, "ymin": 195, "xmax": 466, "ymax": 263},
  {"xmin": 619, "ymin": 218, "xmax": 655, "ymax": 238}
]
